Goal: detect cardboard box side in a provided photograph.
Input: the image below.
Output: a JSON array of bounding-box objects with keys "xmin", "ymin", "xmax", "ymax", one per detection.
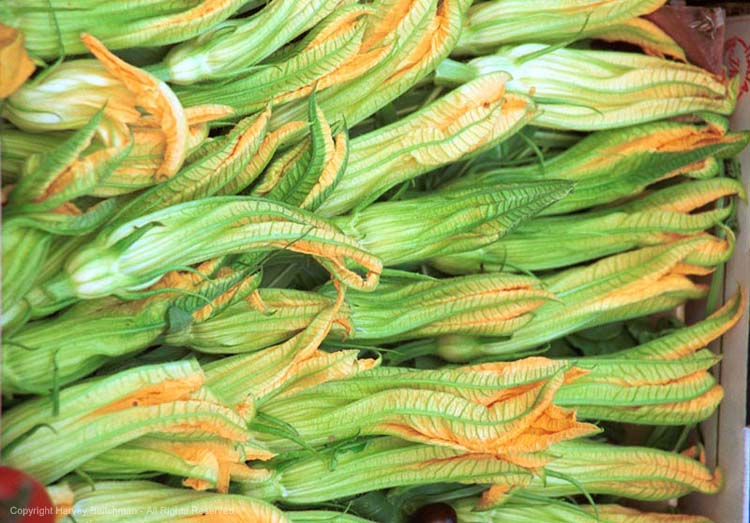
[{"xmin": 684, "ymin": 13, "xmax": 750, "ymax": 522}]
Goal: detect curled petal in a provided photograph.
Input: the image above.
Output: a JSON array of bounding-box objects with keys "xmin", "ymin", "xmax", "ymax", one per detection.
[
  {"xmin": 82, "ymin": 33, "xmax": 189, "ymax": 180},
  {"xmin": 0, "ymin": 25, "xmax": 35, "ymax": 98}
]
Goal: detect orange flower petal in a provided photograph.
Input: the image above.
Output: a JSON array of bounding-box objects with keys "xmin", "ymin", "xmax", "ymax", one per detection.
[
  {"xmin": 87, "ymin": 375, "xmax": 204, "ymax": 418},
  {"xmin": 185, "ymin": 104, "xmax": 235, "ymax": 125},
  {"xmin": 0, "ymin": 25, "xmax": 35, "ymax": 98},
  {"xmin": 81, "ymin": 33, "xmax": 188, "ymax": 180}
]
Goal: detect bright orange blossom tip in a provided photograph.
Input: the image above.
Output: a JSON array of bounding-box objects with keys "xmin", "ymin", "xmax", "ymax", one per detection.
[
  {"xmin": 0, "ymin": 25, "xmax": 35, "ymax": 98},
  {"xmin": 656, "ymin": 385, "xmax": 725, "ymax": 421},
  {"xmin": 672, "ymin": 263, "xmax": 715, "ymax": 277},
  {"xmin": 686, "ymin": 232, "xmax": 734, "ymax": 262},
  {"xmin": 53, "ymin": 202, "xmax": 83, "ymax": 216},
  {"xmin": 391, "ymin": 0, "xmax": 449, "ymax": 78},
  {"xmin": 306, "ymin": 7, "xmax": 373, "ymax": 49},
  {"xmin": 246, "ymin": 290, "xmax": 270, "ymax": 313},
  {"xmin": 576, "ymin": 124, "xmax": 738, "ymax": 175},
  {"xmin": 146, "ymin": 439, "xmax": 270, "ymax": 494},
  {"xmin": 563, "ymin": 367, "xmax": 589, "ymax": 384},
  {"xmin": 185, "ymin": 104, "xmax": 236, "ymax": 125},
  {"xmin": 478, "ymin": 483, "xmax": 521, "ymax": 509},
  {"xmin": 361, "ymin": 0, "xmax": 416, "ymax": 51},
  {"xmin": 659, "ymin": 184, "xmax": 745, "ymax": 214}
]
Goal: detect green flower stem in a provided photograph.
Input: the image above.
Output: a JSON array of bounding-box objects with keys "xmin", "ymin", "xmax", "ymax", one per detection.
[
  {"xmin": 436, "ymin": 45, "xmax": 738, "ymax": 130},
  {"xmin": 433, "ymin": 178, "xmax": 744, "ymax": 274},
  {"xmin": 241, "ymin": 438, "xmax": 531, "ymax": 505},
  {"xmin": 332, "ymin": 180, "xmax": 572, "ymax": 266}
]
